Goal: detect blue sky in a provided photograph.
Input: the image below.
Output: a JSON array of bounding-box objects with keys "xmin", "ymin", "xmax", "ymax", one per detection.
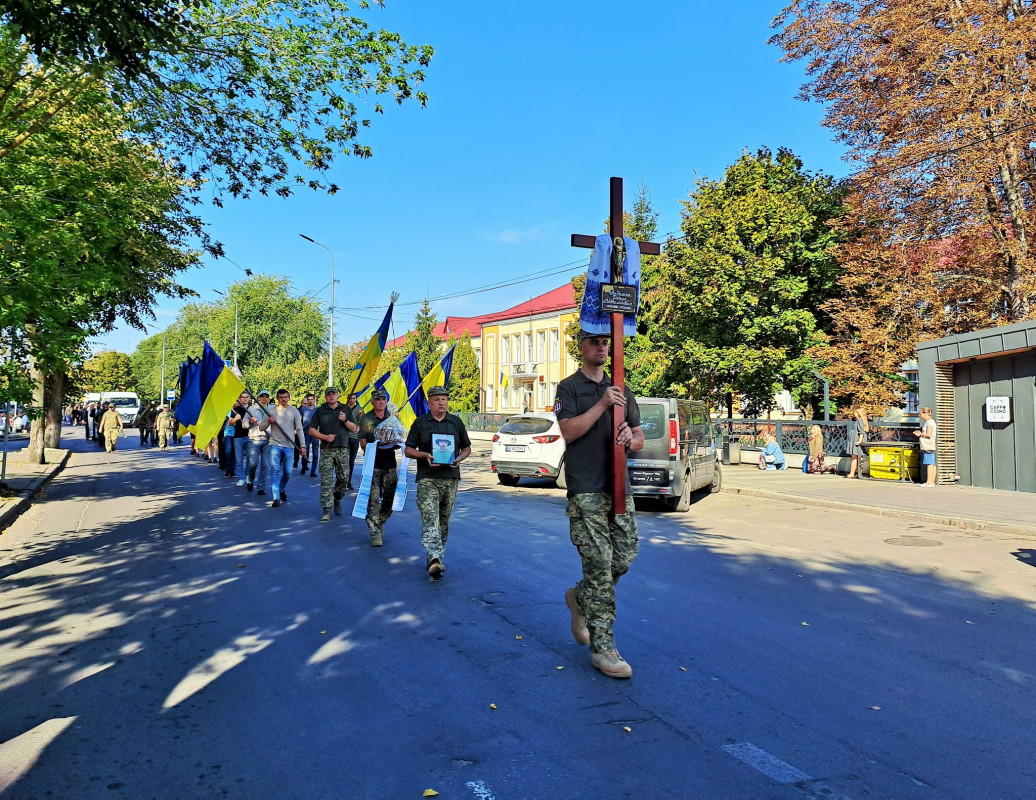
[{"xmin": 94, "ymin": 0, "xmax": 849, "ymax": 356}]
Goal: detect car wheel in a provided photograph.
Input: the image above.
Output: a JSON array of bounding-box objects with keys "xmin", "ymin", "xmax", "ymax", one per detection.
[
  {"xmin": 497, "ymin": 474, "xmax": 521, "ymax": 487},
  {"xmin": 710, "ymin": 463, "xmax": 723, "ymax": 493},
  {"xmin": 554, "ymin": 458, "xmax": 567, "ymax": 490},
  {"xmin": 670, "ymin": 473, "xmax": 692, "ymax": 512}
]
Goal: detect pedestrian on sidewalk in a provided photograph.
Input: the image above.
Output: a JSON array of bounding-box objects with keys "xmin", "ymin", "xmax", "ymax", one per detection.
[
  {"xmin": 228, "ymin": 392, "xmax": 251, "ymax": 484},
  {"xmin": 259, "ymin": 389, "xmax": 305, "ymax": 508},
  {"xmin": 556, "ymin": 330, "xmax": 644, "ymax": 680},
  {"xmin": 359, "ymin": 390, "xmax": 402, "ymax": 547},
  {"xmin": 297, "ymin": 393, "xmax": 318, "ymax": 475},
  {"xmin": 846, "ymin": 408, "xmax": 869, "ymax": 478},
  {"xmin": 914, "ymin": 407, "xmax": 937, "ymax": 486},
  {"xmin": 98, "ymin": 403, "xmax": 124, "ymax": 452},
  {"xmin": 759, "ymin": 433, "xmax": 788, "ymax": 470},
  {"xmin": 404, "ymin": 385, "xmax": 472, "ymax": 579},
  {"xmin": 309, "ymin": 387, "xmax": 358, "ymax": 521}
]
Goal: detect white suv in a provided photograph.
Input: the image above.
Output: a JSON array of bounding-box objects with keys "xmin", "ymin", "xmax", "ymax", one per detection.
[{"xmin": 490, "ymin": 413, "xmax": 567, "ymax": 488}]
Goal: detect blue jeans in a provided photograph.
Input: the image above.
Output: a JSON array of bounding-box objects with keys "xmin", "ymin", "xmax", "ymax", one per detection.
[
  {"xmin": 268, "ymin": 445, "xmax": 293, "ymax": 496},
  {"xmin": 246, "ymin": 439, "xmax": 269, "ymax": 489},
  {"xmin": 234, "ymin": 437, "xmax": 249, "ymax": 477}
]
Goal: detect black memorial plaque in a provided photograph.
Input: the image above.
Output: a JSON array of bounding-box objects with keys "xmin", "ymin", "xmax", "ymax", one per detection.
[{"xmin": 600, "ymin": 283, "xmax": 638, "ymax": 314}]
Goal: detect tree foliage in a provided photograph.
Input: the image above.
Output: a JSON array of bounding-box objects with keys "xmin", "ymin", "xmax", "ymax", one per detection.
[
  {"xmin": 1, "ymin": 1, "xmax": 434, "ymax": 202},
  {"xmin": 80, "ymin": 351, "xmax": 136, "ymax": 394},
  {"xmin": 771, "ymin": 0, "xmax": 1036, "ymax": 325},
  {"xmin": 640, "ymin": 148, "xmax": 844, "ymax": 416}
]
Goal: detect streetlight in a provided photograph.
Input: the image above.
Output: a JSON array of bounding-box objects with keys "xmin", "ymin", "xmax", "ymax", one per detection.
[
  {"xmin": 299, "ymin": 233, "xmax": 336, "ymax": 387},
  {"xmin": 214, "ymin": 290, "xmax": 239, "ymax": 368},
  {"xmin": 811, "ymin": 369, "xmax": 830, "ymax": 422}
]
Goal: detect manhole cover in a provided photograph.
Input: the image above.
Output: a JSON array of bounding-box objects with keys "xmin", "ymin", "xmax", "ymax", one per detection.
[{"xmin": 884, "ymin": 536, "xmax": 943, "ymax": 547}]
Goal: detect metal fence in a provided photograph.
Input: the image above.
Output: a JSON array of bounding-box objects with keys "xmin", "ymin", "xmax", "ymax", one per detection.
[
  {"xmin": 712, "ymin": 419, "xmax": 916, "ymax": 456},
  {"xmin": 457, "ymin": 412, "xmax": 511, "ymax": 433}
]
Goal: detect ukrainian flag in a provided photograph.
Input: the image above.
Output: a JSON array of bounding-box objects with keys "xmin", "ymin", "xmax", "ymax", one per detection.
[
  {"xmin": 381, "ymin": 352, "xmax": 424, "ymax": 429},
  {"xmin": 192, "ymin": 342, "xmax": 246, "ymax": 446},
  {"xmin": 175, "ymin": 357, "xmax": 202, "ymax": 437},
  {"xmin": 346, "ymin": 300, "xmax": 395, "ymax": 397},
  {"xmin": 500, "ymin": 371, "xmax": 509, "ymax": 390},
  {"xmin": 420, "ymin": 344, "xmax": 456, "ymax": 398}
]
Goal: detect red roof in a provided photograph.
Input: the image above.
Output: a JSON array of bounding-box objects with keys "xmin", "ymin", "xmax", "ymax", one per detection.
[{"xmin": 385, "ymin": 283, "xmax": 577, "ymax": 348}]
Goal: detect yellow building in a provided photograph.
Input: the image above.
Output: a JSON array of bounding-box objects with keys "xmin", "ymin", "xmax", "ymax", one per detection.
[{"xmin": 388, "ymin": 283, "xmax": 580, "ymax": 412}]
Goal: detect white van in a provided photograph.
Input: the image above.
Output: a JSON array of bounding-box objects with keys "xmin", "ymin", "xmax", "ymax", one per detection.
[{"xmin": 84, "ymin": 392, "xmax": 141, "ymax": 424}]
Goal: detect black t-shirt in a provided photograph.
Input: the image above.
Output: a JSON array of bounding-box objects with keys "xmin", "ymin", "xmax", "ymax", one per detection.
[
  {"xmin": 360, "ymin": 410, "xmax": 400, "ymax": 469},
  {"xmin": 231, "ymin": 403, "xmax": 249, "ymax": 437},
  {"xmin": 554, "ymin": 370, "xmax": 641, "ymax": 496},
  {"xmin": 405, "ymin": 413, "xmax": 472, "ymax": 480},
  {"xmin": 311, "ymin": 403, "xmax": 350, "ymax": 448},
  {"xmin": 343, "ymin": 403, "xmax": 362, "ymax": 440}
]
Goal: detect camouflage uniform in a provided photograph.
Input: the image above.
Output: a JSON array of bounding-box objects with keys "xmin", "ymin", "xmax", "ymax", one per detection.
[
  {"xmin": 99, "ymin": 409, "xmax": 124, "ymax": 453},
  {"xmin": 155, "ymin": 410, "xmax": 174, "ymax": 449},
  {"xmin": 566, "ymin": 493, "xmax": 638, "ymax": 653},
  {"xmin": 416, "ymin": 477, "xmax": 458, "ymax": 565},
  {"xmin": 366, "ymin": 466, "xmax": 397, "ymax": 539},
  {"xmin": 319, "ymin": 447, "xmax": 350, "ymax": 509}
]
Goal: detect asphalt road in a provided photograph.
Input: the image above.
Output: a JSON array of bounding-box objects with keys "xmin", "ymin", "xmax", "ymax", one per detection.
[{"xmin": 1, "ymin": 431, "xmax": 1034, "ymax": 799}]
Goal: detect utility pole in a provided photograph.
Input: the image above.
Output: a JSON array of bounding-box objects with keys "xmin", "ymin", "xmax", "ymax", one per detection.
[{"xmin": 299, "ymin": 234, "xmax": 336, "ymax": 387}]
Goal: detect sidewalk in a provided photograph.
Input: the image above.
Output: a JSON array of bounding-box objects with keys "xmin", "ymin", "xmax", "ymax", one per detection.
[
  {"xmin": 721, "ymin": 462, "xmax": 1036, "ymax": 537},
  {"xmin": 0, "ymin": 438, "xmax": 70, "ymax": 531}
]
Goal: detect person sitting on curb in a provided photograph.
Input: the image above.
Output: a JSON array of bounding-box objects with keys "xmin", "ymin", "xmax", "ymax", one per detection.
[{"xmin": 758, "ymin": 433, "xmax": 787, "ymax": 470}]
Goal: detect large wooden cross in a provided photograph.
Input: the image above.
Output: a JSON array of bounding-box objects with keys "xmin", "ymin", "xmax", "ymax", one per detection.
[{"xmin": 571, "ymin": 177, "xmax": 661, "ymax": 513}]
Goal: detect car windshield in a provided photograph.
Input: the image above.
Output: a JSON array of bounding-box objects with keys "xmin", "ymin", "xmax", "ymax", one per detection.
[
  {"xmin": 107, "ymin": 398, "xmax": 138, "ymax": 408},
  {"xmin": 499, "ymin": 418, "xmax": 553, "ymax": 435},
  {"xmin": 637, "ymin": 404, "xmax": 666, "ymax": 440}
]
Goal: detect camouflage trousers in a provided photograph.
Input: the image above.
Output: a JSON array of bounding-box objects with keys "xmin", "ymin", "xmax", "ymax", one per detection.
[
  {"xmin": 104, "ymin": 429, "xmax": 120, "ymax": 452},
  {"xmin": 157, "ymin": 431, "xmax": 170, "ymax": 450},
  {"xmin": 566, "ymin": 493, "xmax": 638, "ymax": 653},
  {"xmin": 416, "ymin": 477, "xmax": 458, "ymax": 564},
  {"xmin": 366, "ymin": 467, "xmax": 397, "ymax": 538},
  {"xmin": 319, "ymin": 447, "xmax": 350, "ymax": 510}
]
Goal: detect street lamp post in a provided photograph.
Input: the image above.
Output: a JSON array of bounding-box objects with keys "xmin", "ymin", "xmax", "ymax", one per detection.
[
  {"xmin": 214, "ymin": 290, "xmax": 239, "ymax": 368},
  {"xmin": 299, "ymin": 234, "xmax": 336, "ymax": 387},
  {"xmin": 811, "ymin": 370, "xmax": 830, "ymax": 422}
]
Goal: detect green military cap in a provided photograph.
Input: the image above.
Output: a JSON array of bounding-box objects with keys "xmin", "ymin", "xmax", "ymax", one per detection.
[{"xmin": 427, "ymin": 385, "xmax": 448, "ymax": 397}]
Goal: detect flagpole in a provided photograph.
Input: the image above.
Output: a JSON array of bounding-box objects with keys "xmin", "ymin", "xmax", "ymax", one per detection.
[{"xmin": 299, "ymin": 234, "xmax": 336, "ymax": 387}]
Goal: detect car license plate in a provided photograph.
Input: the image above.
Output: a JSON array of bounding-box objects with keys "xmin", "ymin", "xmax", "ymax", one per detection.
[
  {"xmin": 504, "ymin": 445, "xmax": 526, "ymax": 453},
  {"xmin": 629, "ymin": 468, "xmax": 667, "ymax": 486}
]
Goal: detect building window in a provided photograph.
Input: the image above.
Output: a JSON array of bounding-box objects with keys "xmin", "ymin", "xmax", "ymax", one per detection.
[
  {"xmin": 501, "ymin": 335, "xmax": 509, "ymax": 365},
  {"xmin": 487, "ymin": 385, "xmax": 494, "ymax": 410},
  {"xmin": 550, "ymin": 328, "xmax": 559, "ymax": 361},
  {"xmin": 474, "ymin": 348, "xmax": 481, "ymax": 369},
  {"xmin": 512, "ymin": 336, "xmax": 521, "ymax": 365},
  {"xmin": 537, "ymin": 330, "xmax": 546, "ymax": 361},
  {"xmin": 550, "ymin": 382, "xmax": 558, "ymax": 407},
  {"xmin": 538, "ymin": 380, "xmax": 546, "ymax": 407},
  {"xmin": 524, "ymin": 332, "xmax": 533, "ymax": 363}
]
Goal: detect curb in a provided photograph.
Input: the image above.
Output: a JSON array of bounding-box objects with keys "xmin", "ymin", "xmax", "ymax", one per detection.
[
  {"xmin": 721, "ymin": 484, "xmax": 1036, "ymax": 538},
  {"xmin": 0, "ymin": 449, "xmax": 71, "ymax": 531}
]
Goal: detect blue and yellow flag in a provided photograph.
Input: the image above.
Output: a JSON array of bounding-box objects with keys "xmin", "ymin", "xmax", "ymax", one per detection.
[
  {"xmin": 193, "ymin": 342, "xmax": 246, "ymax": 446},
  {"xmin": 420, "ymin": 344, "xmax": 455, "ymax": 398},
  {"xmin": 381, "ymin": 352, "xmax": 425, "ymax": 429},
  {"xmin": 346, "ymin": 301, "xmax": 395, "ymax": 397},
  {"xmin": 175, "ymin": 357, "xmax": 202, "ymax": 437},
  {"xmin": 500, "ymin": 370, "xmax": 509, "ymax": 390}
]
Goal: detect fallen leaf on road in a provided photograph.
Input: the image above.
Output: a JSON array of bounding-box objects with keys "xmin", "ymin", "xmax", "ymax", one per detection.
[
  {"xmin": 235, "ymin": 564, "xmax": 245, "ymax": 568},
  {"xmin": 423, "ymin": 791, "xmax": 439, "ymax": 797},
  {"xmin": 556, "ymin": 666, "xmax": 564, "ymax": 670},
  {"xmin": 870, "ymin": 706, "xmax": 881, "ymax": 711},
  {"xmin": 489, "ymin": 704, "xmax": 497, "ymax": 709},
  {"xmin": 320, "ymin": 631, "xmax": 326, "ymax": 635},
  {"xmin": 623, "ymin": 726, "xmax": 632, "ymax": 732},
  {"xmin": 515, "ymin": 635, "xmax": 522, "ymax": 640},
  {"xmin": 680, "ymin": 667, "xmax": 687, "ymax": 672},
  {"xmin": 801, "ymin": 622, "xmax": 810, "ymax": 626}
]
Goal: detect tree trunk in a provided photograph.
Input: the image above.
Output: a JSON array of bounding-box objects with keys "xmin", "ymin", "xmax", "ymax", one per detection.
[
  {"xmin": 26, "ymin": 356, "xmax": 46, "ymax": 464},
  {"xmin": 44, "ymin": 372, "xmax": 64, "ymax": 448}
]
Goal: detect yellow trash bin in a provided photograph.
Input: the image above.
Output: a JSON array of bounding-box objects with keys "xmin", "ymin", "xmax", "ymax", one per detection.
[{"xmin": 865, "ymin": 443, "xmax": 919, "ymax": 482}]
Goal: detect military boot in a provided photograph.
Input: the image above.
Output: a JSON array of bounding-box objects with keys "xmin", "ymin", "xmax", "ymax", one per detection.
[{"xmin": 591, "ymin": 649, "xmax": 632, "ymax": 679}]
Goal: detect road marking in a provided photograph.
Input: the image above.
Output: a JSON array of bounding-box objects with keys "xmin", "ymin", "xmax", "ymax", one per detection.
[
  {"xmin": 466, "ymin": 780, "xmax": 496, "ymax": 799},
  {"xmin": 722, "ymin": 742, "xmax": 811, "ymax": 784}
]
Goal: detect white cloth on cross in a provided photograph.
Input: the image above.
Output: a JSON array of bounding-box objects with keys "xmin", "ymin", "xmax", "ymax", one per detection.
[{"xmin": 578, "ymin": 234, "xmax": 641, "ymax": 337}]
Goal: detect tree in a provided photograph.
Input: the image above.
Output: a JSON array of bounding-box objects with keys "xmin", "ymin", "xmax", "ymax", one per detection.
[
  {"xmin": 771, "ymin": 0, "xmax": 1036, "ymax": 323},
  {"xmin": 0, "ymin": 2, "xmax": 434, "ymax": 202},
  {"xmin": 447, "ymin": 332, "xmax": 480, "ymax": 412},
  {"xmin": 0, "ymin": 0, "xmax": 199, "ymax": 77},
  {"xmin": 81, "ymin": 351, "xmax": 135, "ymax": 393},
  {"xmin": 129, "ymin": 275, "xmax": 327, "ymax": 398},
  {"xmin": 405, "ymin": 300, "xmax": 443, "ymax": 379},
  {"xmin": 0, "ymin": 82, "xmax": 201, "ymax": 461},
  {"xmin": 641, "ymin": 148, "xmax": 845, "ymax": 416}
]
